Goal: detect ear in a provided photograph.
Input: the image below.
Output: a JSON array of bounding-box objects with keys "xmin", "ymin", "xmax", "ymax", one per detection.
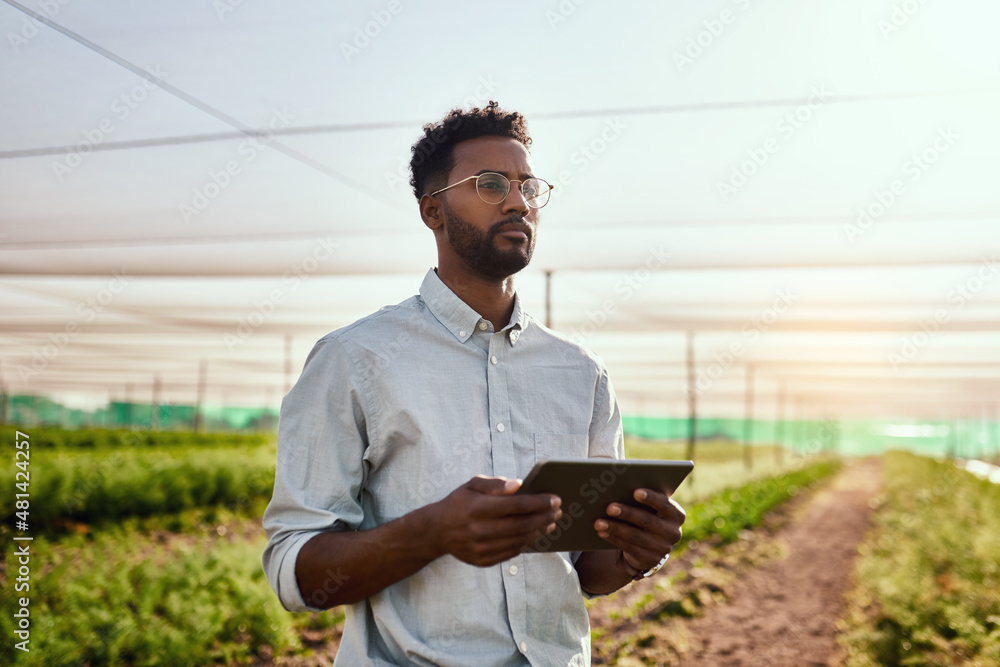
[{"xmin": 419, "ymin": 194, "xmax": 444, "ymax": 231}]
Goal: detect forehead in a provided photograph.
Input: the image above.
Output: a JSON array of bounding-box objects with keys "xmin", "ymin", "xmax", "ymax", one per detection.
[{"xmin": 450, "ymin": 135, "xmax": 534, "ymax": 177}]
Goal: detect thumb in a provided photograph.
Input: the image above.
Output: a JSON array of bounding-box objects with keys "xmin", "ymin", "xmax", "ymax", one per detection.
[{"xmin": 466, "ymin": 475, "xmax": 522, "ymax": 495}]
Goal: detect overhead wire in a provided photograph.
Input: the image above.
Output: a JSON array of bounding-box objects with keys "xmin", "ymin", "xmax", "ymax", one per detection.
[
  {"xmin": 2, "ymin": 211, "xmax": 997, "ymax": 250},
  {"xmin": 2, "ymin": 87, "xmax": 998, "ymax": 159},
  {"xmin": 0, "ymin": 0, "xmax": 410, "ymax": 214}
]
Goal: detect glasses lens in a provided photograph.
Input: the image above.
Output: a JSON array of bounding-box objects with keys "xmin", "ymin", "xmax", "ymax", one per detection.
[
  {"xmin": 476, "ymin": 173, "xmax": 509, "ymax": 204},
  {"xmin": 522, "ymin": 178, "xmax": 551, "ymax": 208}
]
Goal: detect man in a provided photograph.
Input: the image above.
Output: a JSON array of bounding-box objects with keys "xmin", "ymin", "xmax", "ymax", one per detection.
[{"xmin": 262, "ymin": 101, "xmax": 685, "ymax": 666}]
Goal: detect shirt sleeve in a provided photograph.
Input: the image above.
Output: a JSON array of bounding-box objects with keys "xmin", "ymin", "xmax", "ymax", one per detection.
[
  {"xmin": 576, "ymin": 364, "xmax": 626, "ymax": 593},
  {"xmin": 588, "ymin": 365, "xmax": 625, "ymax": 461},
  {"xmin": 261, "ymin": 335, "xmax": 370, "ymax": 612}
]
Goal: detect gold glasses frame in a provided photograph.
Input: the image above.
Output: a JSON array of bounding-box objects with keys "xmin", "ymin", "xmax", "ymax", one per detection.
[{"xmin": 429, "ymin": 172, "xmax": 554, "ymax": 209}]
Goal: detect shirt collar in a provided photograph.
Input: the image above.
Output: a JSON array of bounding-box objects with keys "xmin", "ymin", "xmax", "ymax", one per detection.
[{"xmin": 419, "ymin": 268, "xmax": 527, "ymax": 346}]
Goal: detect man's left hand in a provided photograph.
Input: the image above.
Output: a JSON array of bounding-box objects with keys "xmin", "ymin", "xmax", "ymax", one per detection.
[{"xmin": 593, "ymin": 489, "xmax": 685, "ymax": 575}]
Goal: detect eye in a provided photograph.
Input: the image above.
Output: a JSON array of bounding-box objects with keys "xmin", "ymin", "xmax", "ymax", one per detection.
[
  {"xmin": 522, "ymin": 179, "xmax": 543, "ymax": 198},
  {"xmin": 478, "ymin": 174, "xmax": 507, "ymax": 190}
]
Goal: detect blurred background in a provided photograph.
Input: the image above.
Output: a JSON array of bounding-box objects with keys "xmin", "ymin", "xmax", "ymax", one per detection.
[{"xmin": 3, "ymin": 1, "xmax": 1000, "ymax": 453}]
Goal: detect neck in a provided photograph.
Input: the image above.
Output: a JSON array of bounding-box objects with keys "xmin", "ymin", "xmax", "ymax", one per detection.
[{"xmin": 435, "ymin": 266, "xmax": 516, "ymax": 331}]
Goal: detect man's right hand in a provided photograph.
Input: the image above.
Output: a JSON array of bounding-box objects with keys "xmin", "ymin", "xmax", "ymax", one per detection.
[{"xmin": 429, "ymin": 475, "xmax": 561, "ymax": 567}]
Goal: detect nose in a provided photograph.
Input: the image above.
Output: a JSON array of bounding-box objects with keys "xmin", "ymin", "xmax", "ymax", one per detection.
[{"xmin": 501, "ymin": 181, "xmax": 530, "ymax": 217}]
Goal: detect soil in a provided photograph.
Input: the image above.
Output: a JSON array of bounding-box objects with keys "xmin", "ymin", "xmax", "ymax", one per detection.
[{"xmin": 589, "ymin": 458, "xmax": 883, "ymax": 666}]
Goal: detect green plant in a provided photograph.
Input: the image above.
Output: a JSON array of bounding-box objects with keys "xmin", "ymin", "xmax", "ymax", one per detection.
[{"xmin": 839, "ymin": 451, "xmax": 1000, "ymax": 666}]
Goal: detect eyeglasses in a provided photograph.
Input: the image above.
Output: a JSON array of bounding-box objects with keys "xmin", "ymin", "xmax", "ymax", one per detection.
[{"xmin": 430, "ymin": 172, "xmax": 554, "ymax": 209}]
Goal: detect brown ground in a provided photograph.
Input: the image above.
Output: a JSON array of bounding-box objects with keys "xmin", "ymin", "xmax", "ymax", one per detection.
[{"xmin": 589, "ymin": 458, "xmax": 883, "ymax": 666}]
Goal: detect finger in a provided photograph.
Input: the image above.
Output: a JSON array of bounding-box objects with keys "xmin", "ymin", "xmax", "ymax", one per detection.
[
  {"xmin": 465, "ymin": 475, "xmax": 522, "ymax": 495},
  {"xmin": 594, "ymin": 516, "xmax": 680, "ymax": 555},
  {"xmin": 473, "ymin": 530, "xmax": 557, "ymax": 563},
  {"xmin": 605, "ymin": 502, "xmax": 660, "ymax": 531},
  {"xmin": 474, "ymin": 492, "xmax": 559, "ymax": 517},
  {"xmin": 594, "ymin": 529, "xmax": 662, "ymax": 570},
  {"xmin": 631, "ymin": 488, "xmax": 681, "ymax": 516},
  {"xmin": 486, "ymin": 508, "xmax": 561, "ymax": 539}
]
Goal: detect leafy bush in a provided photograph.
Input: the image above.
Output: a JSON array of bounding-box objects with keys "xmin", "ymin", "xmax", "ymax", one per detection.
[
  {"xmin": 0, "ymin": 426, "xmax": 273, "ymax": 450},
  {"xmin": 0, "ymin": 530, "xmax": 300, "ymax": 666},
  {"xmin": 1, "ymin": 444, "xmax": 276, "ymax": 528},
  {"xmin": 839, "ymin": 451, "xmax": 1000, "ymax": 666},
  {"xmin": 680, "ymin": 458, "xmax": 842, "ymax": 547}
]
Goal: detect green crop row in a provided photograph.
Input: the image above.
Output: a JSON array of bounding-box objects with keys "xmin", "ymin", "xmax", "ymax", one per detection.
[
  {"xmin": 2, "ymin": 445, "xmax": 276, "ymax": 528},
  {"xmin": 0, "ymin": 527, "xmax": 341, "ymax": 666},
  {"xmin": 838, "ymin": 451, "xmax": 1000, "ymax": 666},
  {"xmin": 1, "ymin": 426, "xmax": 274, "ymax": 450},
  {"xmin": 679, "ymin": 457, "xmax": 843, "ymax": 547}
]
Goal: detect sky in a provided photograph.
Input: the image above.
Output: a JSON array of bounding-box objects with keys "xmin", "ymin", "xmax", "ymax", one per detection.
[{"xmin": 1, "ymin": 0, "xmax": 999, "ymax": 428}]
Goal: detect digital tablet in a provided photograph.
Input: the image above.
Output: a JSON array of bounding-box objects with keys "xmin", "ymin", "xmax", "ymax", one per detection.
[{"xmin": 516, "ymin": 458, "xmax": 694, "ymax": 552}]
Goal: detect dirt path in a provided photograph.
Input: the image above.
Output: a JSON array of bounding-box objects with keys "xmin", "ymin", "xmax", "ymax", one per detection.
[{"xmin": 675, "ymin": 458, "xmax": 881, "ymax": 666}]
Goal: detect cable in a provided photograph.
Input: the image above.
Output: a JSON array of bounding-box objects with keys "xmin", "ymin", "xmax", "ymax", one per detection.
[
  {"xmin": 1, "ymin": 211, "xmax": 995, "ymax": 250},
  {"xmin": 2, "ymin": 86, "xmax": 997, "ymax": 159},
  {"xmin": 0, "ymin": 0, "xmax": 409, "ymax": 214},
  {"xmin": 0, "ymin": 228, "xmax": 413, "ymax": 250}
]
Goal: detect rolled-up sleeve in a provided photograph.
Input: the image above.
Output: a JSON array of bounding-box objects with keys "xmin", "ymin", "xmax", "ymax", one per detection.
[
  {"xmin": 589, "ymin": 365, "xmax": 624, "ymax": 461},
  {"xmin": 261, "ymin": 335, "xmax": 370, "ymax": 612}
]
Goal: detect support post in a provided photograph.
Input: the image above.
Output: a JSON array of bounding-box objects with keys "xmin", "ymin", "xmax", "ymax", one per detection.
[
  {"xmin": 685, "ymin": 331, "xmax": 697, "ymax": 464},
  {"xmin": 743, "ymin": 364, "xmax": 754, "ymax": 472}
]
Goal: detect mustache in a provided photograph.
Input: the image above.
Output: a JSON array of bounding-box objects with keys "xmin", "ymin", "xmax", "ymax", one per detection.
[{"xmin": 488, "ymin": 216, "xmax": 532, "ymax": 235}]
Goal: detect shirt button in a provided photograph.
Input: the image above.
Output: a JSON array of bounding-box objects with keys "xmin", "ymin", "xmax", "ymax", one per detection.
[
  {"xmin": 508, "ymin": 565, "xmax": 518, "ymax": 575},
  {"xmin": 459, "ymin": 330, "xmax": 467, "ymax": 338},
  {"xmin": 490, "ymin": 356, "xmax": 498, "ymax": 365},
  {"xmin": 478, "ymin": 321, "xmax": 488, "ymax": 330},
  {"xmin": 496, "ymin": 423, "xmax": 505, "ymax": 433},
  {"xmin": 519, "ymin": 641, "xmax": 527, "ymax": 653}
]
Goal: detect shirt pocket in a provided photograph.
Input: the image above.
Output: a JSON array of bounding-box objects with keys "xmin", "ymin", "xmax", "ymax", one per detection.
[{"xmin": 518, "ymin": 432, "xmax": 589, "ymax": 478}]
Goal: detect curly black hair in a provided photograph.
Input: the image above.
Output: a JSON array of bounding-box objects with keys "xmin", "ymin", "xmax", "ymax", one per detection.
[{"xmin": 409, "ymin": 100, "xmax": 532, "ymax": 201}]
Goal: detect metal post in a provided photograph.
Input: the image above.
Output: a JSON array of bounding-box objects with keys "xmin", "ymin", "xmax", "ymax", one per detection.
[
  {"xmin": 152, "ymin": 374, "xmax": 162, "ymax": 431},
  {"xmin": 743, "ymin": 364, "xmax": 754, "ymax": 472},
  {"xmin": 0, "ymin": 360, "xmax": 6, "ymax": 426},
  {"xmin": 775, "ymin": 383, "xmax": 786, "ymax": 467},
  {"xmin": 125, "ymin": 383, "xmax": 133, "ymax": 429},
  {"xmin": 794, "ymin": 398, "xmax": 804, "ymax": 456},
  {"xmin": 993, "ymin": 403, "xmax": 999, "ymax": 463},
  {"xmin": 685, "ymin": 331, "xmax": 697, "ymax": 464},
  {"xmin": 195, "ymin": 360, "xmax": 207, "ymax": 432}
]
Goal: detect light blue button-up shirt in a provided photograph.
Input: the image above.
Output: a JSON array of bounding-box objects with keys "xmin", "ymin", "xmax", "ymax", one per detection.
[{"xmin": 262, "ymin": 268, "xmax": 624, "ymax": 666}]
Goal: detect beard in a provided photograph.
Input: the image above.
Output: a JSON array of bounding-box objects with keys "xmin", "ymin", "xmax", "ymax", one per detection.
[{"xmin": 442, "ymin": 206, "xmax": 536, "ymax": 280}]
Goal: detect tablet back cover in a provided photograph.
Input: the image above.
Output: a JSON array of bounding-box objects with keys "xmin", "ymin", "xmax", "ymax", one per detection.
[{"xmin": 519, "ymin": 458, "xmax": 693, "ymax": 552}]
